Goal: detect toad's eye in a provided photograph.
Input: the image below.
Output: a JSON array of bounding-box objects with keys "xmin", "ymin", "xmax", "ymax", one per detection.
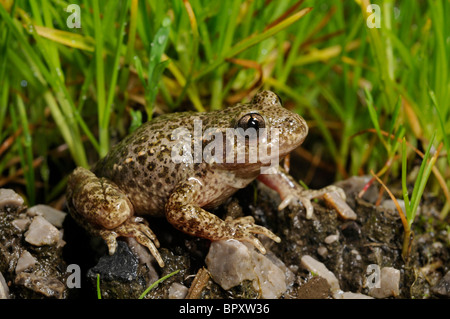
[{"xmin": 236, "ymin": 113, "xmax": 266, "ymax": 131}]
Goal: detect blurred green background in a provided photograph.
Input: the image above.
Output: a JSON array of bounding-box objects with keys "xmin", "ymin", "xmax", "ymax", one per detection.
[{"xmin": 0, "ymin": 0, "xmax": 449, "ymax": 224}]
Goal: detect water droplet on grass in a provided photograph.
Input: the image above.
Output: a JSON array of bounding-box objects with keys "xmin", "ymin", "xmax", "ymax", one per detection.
[
  {"xmin": 158, "ymin": 35, "xmax": 166, "ymax": 44},
  {"xmin": 162, "ymin": 17, "xmax": 171, "ymax": 27}
]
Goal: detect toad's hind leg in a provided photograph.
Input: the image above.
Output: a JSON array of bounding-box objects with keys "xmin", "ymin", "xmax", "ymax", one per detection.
[
  {"xmin": 67, "ymin": 167, "xmax": 164, "ymax": 267},
  {"xmin": 165, "ymin": 181, "xmax": 281, "ymax": 254}
]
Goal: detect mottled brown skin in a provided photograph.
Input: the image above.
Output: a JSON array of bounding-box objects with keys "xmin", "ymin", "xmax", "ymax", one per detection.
[{"xmin": 66, "ymin": 91, "xmax": 344, "ymax": 267}]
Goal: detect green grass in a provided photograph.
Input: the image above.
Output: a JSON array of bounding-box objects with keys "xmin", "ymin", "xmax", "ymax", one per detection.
[
  {"xmin": 96, "ymin": 273, "xmax": 101, "ymax": 299},
  {"xmin": 138, "ymin": 269, "xmax": 180, "ymax": 299},
  {"xmin": 373, "ymin": 134, "xmax": 441, "ymax": 260},
  {"xmin": 95, "ymin": 269, "xmax": 180, "ymax": 299},
  {"xmin": 0, "ymin": 0, "xmax": 449, "ymax": 233}
]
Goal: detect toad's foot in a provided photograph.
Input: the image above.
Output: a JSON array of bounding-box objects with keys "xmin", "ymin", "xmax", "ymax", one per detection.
[
  {"xmin": 224, "ymin": 216, "xmax": 281, "ymax": 254},
  {"xmin": 278, "ymin": 185, "xmax": 354, "ymax": 219},
  {"xmin": 258, "ymin": 166, "xmax": 356, "ymax": 220},
  {"xmin": 98, "ymin": 217, "xmax": 164, "ymax": 267}
]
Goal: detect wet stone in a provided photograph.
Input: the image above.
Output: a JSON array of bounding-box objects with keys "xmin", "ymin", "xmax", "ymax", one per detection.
[
  {"xmin": 300, "ymin": 255, "xmax": 340, "ymax": 293},
  {"xmin": 297, "ymin": 276, "xmax": 331, "ymax": 299},
  {"xmin": 0, "ymin": 272, "xmax": 9, "ymax": 299},
  {"xmin": 14, "ymin": 272, "xmax": 66, "ymax": 299},
  {"xmin": 86, "ymin": 241, "xmax": 157, "ymax": 299},
  {"xmin": 368, "ymin": 267, "xmax": 400, "ymax": 298},
  {"xmin": 15, "ymin": 250, "xmax": 37, "ymax": 274},
  {"xmin": 87, "ymin": 241, "xmax": 139, "ymax": 282},
  {"xmin": 0, "ymin": 189, "xmax": 24, "ymax": 208},
  {"xmin": 25, "ymin": 216, "xmax": 60, "ymax": 246},
  {"xmin": 431, "ymin": 271, "xmax": 450, "ymax": 298},
  {"xmin": 334, "ymin": 291, "xmax": 373, "ymax": 299},
  {"xmin": 1, "ymin": 194, "xmax": 70, "ymax": 299},
  {"xmin": 27, "ymin": 204, "xmax": 67, "ymax": 228},
  {"xmin": 12, "ymin": 218, "xmax": 30, "ymax": 232},
  {"xmin": 168, "ymin": 282, "xmax": 189, "ymax": 299},
  {"xmin": 206, "ymin": 240, "xmax": 287, "ymax": 299}
]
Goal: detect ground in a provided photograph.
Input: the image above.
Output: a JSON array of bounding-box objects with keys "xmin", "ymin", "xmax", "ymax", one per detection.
[{"xmin": 1, "ymin": 174, "xmax": 449, "ymax": 299}]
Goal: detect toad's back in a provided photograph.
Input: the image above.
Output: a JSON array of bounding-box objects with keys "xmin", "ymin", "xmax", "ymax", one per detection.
[{"xmin": 93, "ymin": 91, "xmax": 308, "ymax": 216}]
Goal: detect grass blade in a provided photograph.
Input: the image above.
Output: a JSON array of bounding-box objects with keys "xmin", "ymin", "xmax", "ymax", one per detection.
[
  {"xmin": 33, "ymin": 25, "xmax": 95, "ymax": 51},
  {"xmin": 97, "ymin": 274, "xmax": 101, "ymax": 299},
  {"xmin": 145, "ymin": 16, "xmax": 171, "ymax": 119},
  {"xmin": 138, "ymin": 269, "xmax": 180, "ymax": 299},
  {"xmin": 401, "ymin": 139, "xmax": 411, "ymax": 216},
  {"xmin": 103, "ymin": 0, "xmax": 130, "ymax": 131},
  {"xmin": 195, "ymin": 7, "xmax": 313, "ymax": 80},
  {"xmin": 429, "ymin": 90, "xmax": 450, "ymax": 166},
  {"xmin": 10, "ymin": 96, "xmax": 35, "ymax": 205},
  {"xmin": 93, "ymin": 0, "xmax": 107, "ymax": 156},
  {"xmin": 365, "ymin": 87, "xmax": 387, "ymax": 150},
  {"xmin": 408, "ymin": 133, "xmax": 437, "ymax": 225}
]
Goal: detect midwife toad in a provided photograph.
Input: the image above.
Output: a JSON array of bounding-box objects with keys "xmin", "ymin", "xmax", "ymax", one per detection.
[{"xmin": 66, "ymin": 91, "xmax": 346, "ymax": 267}]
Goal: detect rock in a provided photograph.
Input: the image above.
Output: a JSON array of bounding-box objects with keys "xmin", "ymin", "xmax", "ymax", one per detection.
[
  {"xmin": 251, "ymin": 248, "xmax": 287, "ymax": 298},
  {"xmin": 88, "ymin": 241, "xmax": 139, "ymax": 282},
  {"xmin": 1, "ymin": 199, "xmax": 70, "ymax": 299},
  {"xmin": 27, "ymin": 205, "xmax": 66, "ymax": 228},
  {"xmin": 266, "ymin": 251, "xmax": 295, "ymax": 288},
  {"xmin": 0, "ymin": 272, "xmax": 9, "ymax": 299},
  {"xmin": 300, "ymin": 255, "xmax": 340, "ymax": 293},
  {"xmin": 15, "ymin": 250, "xmax": 37, "ymax": 274},
  {"xmin": 25, "ymin": 216, "xmax": 61, "ymax": 246},
  {"xmin": 206, "ymin": 240, "xmax": 254, "ymax": 290},
  {"xmin": 381, "ymin": 199, "xmax": 410, "ymax": 217},
  {"xmin": 0, "ymin": 189, "xmax": 24, "ymax": 208},
  {"xmin": 87, "ymin": 241, "xmax": 152, "ymax": 299},
  {"xmin": 317, "ymin": 246, "xmax": 328, "ymax": 258},
  {"xmin": 333, "ymin": 291, "xmax": 373, "ymax": 299},
  {"xmin": 294, "ymin": 257, "xmax": 374, "ymax": 299},
  {"xmin": 12, "ymin": 218, "xmax": 30, "ymax": 232},
  {"xmin": 368, "ymin": 267, "xmax": 400, "ymax": 298},
  {"xmin": 14, "ymin": 272, "xmax": 66, "ymax": 299},
  {"xmin": 169, "ymin": 282, "xmax": 189, "ymax": 299},
  {"xmin": 431, "ymin": 271, "xmax": 450, "ymax": 298},
  {"xmin": 205, "ymin": 240, "xmax": 287, "ymax": 299},
  {"xmin": 334, "ymin": 175, "xmax": 378, "ymax": 204},
  {"xmin": 324, "ymin": 233, "xmax": 339, "ymax": 244},
  {"xmin": 124, "ymin": 237, "xmax": 159, "ymax": 283},
  {"xmin": 297, "ymin": 276, "xmax": 331, "ymax": 299},
  {"xmin": 323, "ymin": 191, "xmax": 357, "ymax": 220}
]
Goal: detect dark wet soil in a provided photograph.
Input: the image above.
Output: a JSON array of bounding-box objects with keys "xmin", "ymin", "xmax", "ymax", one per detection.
[
  {"xmin": 1, "ymin": 174, "xmax": 449, "ymax": 299},
  {"xmin": 254, "ymin": 177, "xmax": 449, "ymax": 298},
  {"xmin": 0, "ymin": 205, "xmax": 70, "ymax": 299}
]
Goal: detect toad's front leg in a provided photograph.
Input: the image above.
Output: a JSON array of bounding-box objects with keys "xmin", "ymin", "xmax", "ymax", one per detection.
[
  {"xmin": 165, "ymin": 180, "xmax": 281, "ymax": 254},
  {"xmin": 257, "ymin": 166, "xmax": 356, "ymax": 220},
  {"xmin": 67, "ymin": 167, "xmax": 164, "ymax": 267}
]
